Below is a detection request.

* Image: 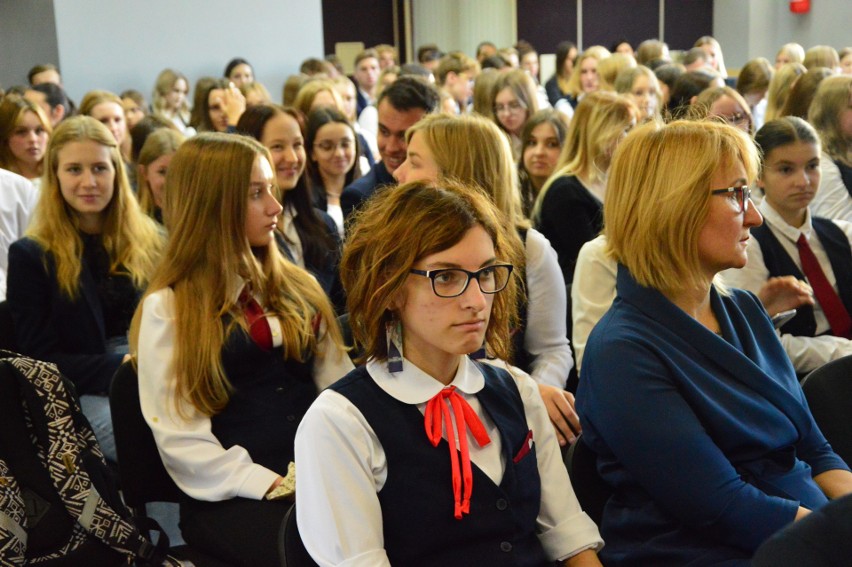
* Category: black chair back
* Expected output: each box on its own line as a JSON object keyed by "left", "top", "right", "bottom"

{"left": 279, "top": 503, "right": 318, "bottom": 567}
{"left": 0, "top": 300, "right": 17, "bottom": 351}
{"left": 563, "top": 434, "right": 612, "bottom": 526}
{"left": 108, "top": 361, "right": 231, "bottom": 567}
{"left": 801, "top": 355, "right": 852, "bottom": 466}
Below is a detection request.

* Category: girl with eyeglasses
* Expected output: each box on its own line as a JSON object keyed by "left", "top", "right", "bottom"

{"left": 491, "top": 69, "right": 540, "bottom": 160}
{"left": 723, "top": 116, "right": 852, "bottom": 373}
{"left": 577, "top": 119, "right": 852, "bottom": 565}
{"left": 295, "top": 179, "right": 604, "bottom": 567}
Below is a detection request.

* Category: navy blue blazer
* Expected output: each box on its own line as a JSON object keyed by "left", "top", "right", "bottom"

{"left": 6, "top": 238, "right": 130, "bottom": 395}
{"left": 577, "top": 265, "right": 849, "bottom": 566}
{"left": 340, "top": 161, "right": 395, "bottom": 222}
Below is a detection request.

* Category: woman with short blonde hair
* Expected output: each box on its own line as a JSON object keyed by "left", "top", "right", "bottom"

{"left": 578, "top": 119, "right": 852, "bottom": 564}
{"left": 564, "top": 46, "right": 611, "bottom": 102}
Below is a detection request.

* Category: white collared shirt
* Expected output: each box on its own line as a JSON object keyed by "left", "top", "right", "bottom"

{"left": 294, "top": 356, "right": 603, "bottom": 567}
{"left": 721, "top": 200, "right": 852, "bottom": 372}
{"left": 137, "top": 286, "right": 353, "bottom": 502}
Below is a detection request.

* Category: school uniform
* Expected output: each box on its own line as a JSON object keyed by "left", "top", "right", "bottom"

{"left": 295, "top": 357, "right": 603, "bottom": 566}
{"left": 137, "top": 286, "right": 353, "bottom": 566}
{"left": 722, "top": 200, "right": 852, "bottom": 372}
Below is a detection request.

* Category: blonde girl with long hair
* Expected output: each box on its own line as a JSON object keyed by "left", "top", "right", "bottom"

{"left": 7, "top": 116, "right": 164, "bottom": 461}
{"left": 808, "top": 76, "right": 852, "bottom": 222}
{"left": 394, "top": 112, "right": 580, "bottom": 447}
{"left": 563, "top": 46, "right": 611, "bottom": 106}
{"left": 136, "top": 128, "right": 184, "bottom": 223}
{"left": 131, "top": 132, "right": 351, "bottom": 566}
{"left": 533, "top": 91, "right": 637, "bottom": 283}
{"left": 151, "top": 68, "right": 195, "bottom": 136}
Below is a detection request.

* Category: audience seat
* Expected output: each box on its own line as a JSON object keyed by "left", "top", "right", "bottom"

{"left": 563, "top": 433, "right": 612, "bottom": 526}
{"left": 280, "top": 503, "right": 318, "bottom": 567}
{"left": 801, "top": 355, "right": 852, "bottom": 466}
{"left": 0, "top": 300, "right": 17, "bottom": 351}
{"left": 108, "top": 361, "right": 233, "bottom": 567}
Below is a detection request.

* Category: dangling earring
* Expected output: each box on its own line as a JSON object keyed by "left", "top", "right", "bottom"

{"left": 470, "top": 342, "right": 486, "bottom": 360}
{"left": 386, "top": 319, "right": 404, "bottom": 373}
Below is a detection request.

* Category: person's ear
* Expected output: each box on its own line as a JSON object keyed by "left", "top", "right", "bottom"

{"left": 52, "top": 104, "right": 66, "bottom": 125}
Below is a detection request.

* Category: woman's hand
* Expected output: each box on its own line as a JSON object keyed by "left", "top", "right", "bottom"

{"left": 537, "top": 383, "right": 580, "bottom": 446}
{"left": 757, "top": 276, "right": 813, "bottom": 316}
{"left": 224, "top": 82, "right": 246, "bottom": 127}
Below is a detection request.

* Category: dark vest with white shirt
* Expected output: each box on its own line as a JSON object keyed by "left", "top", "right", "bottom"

{"left": 751, "top": 217, "right": 852, "bottom": 337}
{"left": 329, "top": 363, "right": 549, "bottom": 567}
{"left": 210, "top": 322, "right": 316, "bottom": 475}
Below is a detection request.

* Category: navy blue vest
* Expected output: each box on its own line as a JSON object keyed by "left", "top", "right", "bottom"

{"left": 210, "top": 323, "right": 316, "bottom": 475}
{"left": 751, "top": 217, "right": 852, "bottom": 337}
{"left": 835, "top": 159, "right": 852, "bottom": 199}
{"left": 330, "top": 363, "right": 551, "bottom": 567}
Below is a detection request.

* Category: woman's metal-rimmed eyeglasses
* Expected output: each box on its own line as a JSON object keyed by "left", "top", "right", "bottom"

{"left": 409, "top": 264, "right": 514, "bottom": 298}
{"left": 711, "top": 185, "right": 751, "bottom": 213}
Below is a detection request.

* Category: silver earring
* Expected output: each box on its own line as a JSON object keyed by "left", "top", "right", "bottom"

{"left": 386, "top": 319, "right": 404, "bottom": 373}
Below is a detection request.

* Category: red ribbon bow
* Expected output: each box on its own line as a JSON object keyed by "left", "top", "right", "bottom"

{"left": 424, "top": 386, "right": 491, "bottom": 520}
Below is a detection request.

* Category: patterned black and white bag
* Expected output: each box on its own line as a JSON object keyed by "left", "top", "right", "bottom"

{"left": 0, "top": 350, "right": 183, "bottom": 566}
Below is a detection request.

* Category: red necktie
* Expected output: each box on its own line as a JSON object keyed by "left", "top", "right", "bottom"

{"left": 238, "top": 287, "right": 273, "bottom": 350}
{"left": 424, "top": 386, "right": 491, "bottom": 520}
{"left": 797, "top": 234, "right": 852, "bottom": 338}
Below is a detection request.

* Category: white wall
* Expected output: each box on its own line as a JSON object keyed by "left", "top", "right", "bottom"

{"left": 412, "top": 0, "right": 516, "bottom": 58}
{"left": 715, "top": 0, "right": 852, "bottom": 70}
{"left": 51, "top": 0, "right": 323, "bottom": 102}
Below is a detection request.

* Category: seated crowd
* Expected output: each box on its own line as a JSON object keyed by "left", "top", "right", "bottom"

{"left": 1, "top": 35, "right": 852, "bottom": 566}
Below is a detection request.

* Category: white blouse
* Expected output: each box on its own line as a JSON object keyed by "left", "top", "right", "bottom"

{"left": 294, "top": 356, "right": 603, "bottom": 566}
{"left": 137, "top": 287, "right": 353, "bottom": 502}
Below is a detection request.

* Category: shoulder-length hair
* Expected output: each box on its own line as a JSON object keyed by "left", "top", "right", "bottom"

{"left": 26, "top": 116, "right": 164, "bottom": 298}
{"left": 764, "top": 62, "right": 806, "bottom": 122}
{"left": 534, "top": 91, "right": 636, "bottom": 219}
{"left": 604, "top": 120, "right": 759, "bottom": 297}
{"left": 809, "top": 75, "right": 852, "bottom": 166}
{"left": 692, "top": 86, "right": 755, "bottom": 135}
{"left": 137, "top": 128, "right": 185, "bottom": 218}
{"left": 803, "top": 45, "right": 839, "bottom": 71}
{"left": 406, "top": 113, "right": 528, "bottom": 228}
{"left": 236, "top": 104, "right": 337, "bottom": 267}
{"left": 614, "top": 65, "right": 663, "bottom": 120}
{"left": 341, "top": 179, "right": 523, "bottom": 365}
{"left": 151, "top": 69, "right": 191, "bottom": 121}
{"left": 565, "top": 46, "right": 611, "bottom": 98}
{"left": 293, "top": 79, "right": 344, "bottom": 118}
{"left": 517, "top": 109, "right": 569, "bottom": 215}
{"left": 129, "top": 133, "right": 341, "bottom": 417}
{"left": 491, "top": 69, "right": 540, "bottom": 133}
{"left": 0, "top": 95, "right": 52, "bottom": 174}
{"left": 190, "top": 78, "right": 230, "bottom": 133}
{"left": 304, "top": 106, "right": 361, "bottom": 201}
{"left": 781, "top": 67, "right": 834, "bottom": 120}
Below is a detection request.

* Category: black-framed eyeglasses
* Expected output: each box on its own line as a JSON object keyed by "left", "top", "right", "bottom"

{"left": 711, "top": 185, "right": 751, "bottom": 213}
{"left": 409, "top": 264, "right": 514, "bottom": 298}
